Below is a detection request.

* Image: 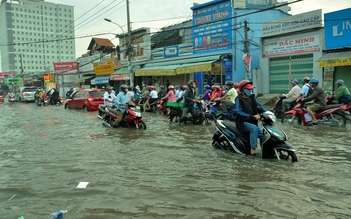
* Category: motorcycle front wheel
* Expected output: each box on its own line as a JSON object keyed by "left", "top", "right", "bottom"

{"left": 276, "top": 149, "right": 298, "bottom": 162}
{"left": 281, "top": 114, "right": 301, "bottom": 126}
{"left": 137, "top": 121, "right": 147, "bottom": 129}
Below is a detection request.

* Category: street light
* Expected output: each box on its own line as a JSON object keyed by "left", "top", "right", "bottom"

{"left": 104, "top": 18, "right": 133, "bottom": 86}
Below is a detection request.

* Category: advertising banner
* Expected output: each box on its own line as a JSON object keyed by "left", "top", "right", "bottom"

{"left": 119, "top": 28, "right": 152, "bottom": 65}
{"left": 233, "top": 0, "right": 272, "bottom": 9}
{"left": 78, "top": 54, "right": 100, "bottom": 73}
{"left": 163, "top": 45, "right": 179, "bottom": 59}
{"left": 262, "top": 9, "right": 322, "bottom": 37}
{"left": 262, "top": 32, "right": 321, "bottom": 57}
{"left": 324, "top": 8, "right": 351, "bottom": 50}
{"left": 192, "top": 0, "right": 233, "bottom": 54}
{"left": 53, "top": 62, "right": 77, "bottom": 71}
{"left": 0, "top": 72, "right": 15, "bottom": 77}
{"left": 244, "top": 54, "right": 251, "bottom": 79}
{"left": 94, "top": 59, "right": 114, "bottom": 76}
{"left": 110, "top": 74, "right": 131, "bottom": 81}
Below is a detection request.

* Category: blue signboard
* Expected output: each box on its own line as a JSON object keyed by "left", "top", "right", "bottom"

{"left": 324, "top": 8, "right": 351, "bottom": 50}
{"left": 163, "top": 45, "right": 179, "bottom": 58}
{"left": 192, "top": 0, "right": 233, "bottom": 54}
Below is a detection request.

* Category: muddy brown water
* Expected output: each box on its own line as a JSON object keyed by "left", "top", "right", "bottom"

{"left": 0, "top": 103, "right": 350, "bottom": 219}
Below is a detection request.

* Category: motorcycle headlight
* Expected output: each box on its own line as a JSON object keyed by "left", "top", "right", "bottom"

{"left": 135, "top": 112, "right": 141, "bottom": 117}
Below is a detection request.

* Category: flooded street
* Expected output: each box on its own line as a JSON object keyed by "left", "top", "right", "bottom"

{"left": 1, "top": 102, "right": 351, "bottom": 219}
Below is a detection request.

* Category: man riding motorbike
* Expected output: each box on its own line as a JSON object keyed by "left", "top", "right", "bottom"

{"left": 301, "top": 78, "right": 325, "bottom": 125}
{"left": 281, "top": 79, "right": 301, "bottom": 112}
{"left": 330, "top": 79, "right": 351, "bottom": 104}
{"left": 113, "top": 84, "right": 130, "bottom": 127}
{"left": 235, "top": 80, "right": 266, "bottom": 155}
{"left": 217, "top": 81, "right": 237, "bottom": 114}
{"left": 178, "top": 80, "right": 197, "bottom": 125}
{"left": 103, "top": 86, "right": 116, "bottom": 107}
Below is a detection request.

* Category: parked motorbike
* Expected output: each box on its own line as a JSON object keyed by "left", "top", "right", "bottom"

{"left": 102, "top": 102, "right": 146, "bottom": 129}
{"left": 281, "top": 98, "right": 346, "bottom": 127}
{"left": 212, "top": 110, "right": 297, "bottom": 162}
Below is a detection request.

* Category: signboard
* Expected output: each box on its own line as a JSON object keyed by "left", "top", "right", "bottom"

{"left": 163, "top": 45, "right": 179, "bottom": 58}
{"left": 262, "top": 9, "right": 322, "bottom": 37}
{"left": 53, "top": 62, "right": 77, "bottom": 71}
{"left": 119, "top": 28, "right": 152, "bottom": 65}
{"left": 324, "top": 8, "right": 351, "bottom": 50}
{"left": 110, "top": 74, "right": 131, "bottom": 81}
{"left": 78, "top": 54, "right": 100, "bottom": 73}
{"left": 43, "top": 74, "right": 55, "bottom": 86}
{"left": 93, "top": 59, "right": 114, "bottom": 76}
{"left": 233, "top": 0, "right": 272, "bottom": 9}
{"left": 6, "top": 77, "right": 22, "bottom": 84}
{"left": 318, "top": 57, "right": 351, "bottom": 68}
{"left": 262, "top": 32, "right": 321, "bottom": 57}
{"left": 0, "top": 72, "right": 15, "bottom": 77}
{"left": 192, "top": 0, "right": 233, "bottom": 54}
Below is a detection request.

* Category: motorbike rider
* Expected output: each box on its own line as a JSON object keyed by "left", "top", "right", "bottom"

{"left": 330, "top": 79, "right": 351, "bottom": 104}
{"left": 235, "top": 80, "right": 266, "bottom": 155}
{"left": 302, "top": 78, "right": 325, "bottom": 125}
{"left": 209, "top": 85, "right": 221, "bottom": 101}
{"left": 178, "top": 80, "right": 197, "bottom": 125}
{"left": 103, "top": 86, "right": 116, "bottom": 107}
{"left": 158, "top": 85, "right": 167, "bottom": 99}
{"left": 217, "top": 81, "right": 237, "bottom": 114}
{"left": 281, "top": 79, "right": 301, "bottom": 112}
{"left": 114, "top": 84, "right": 130, "bottom": 127}
{"left": 126, "top": 85, "right": 135, "bottom": 102}
{"left": 146, "top": 85, "right": 158, "bottom": 110}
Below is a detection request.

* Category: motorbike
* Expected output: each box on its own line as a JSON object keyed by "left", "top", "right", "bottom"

{"left": 101, "top": 101, "right": 146, "bottom": 129}
{"left": 56, "top": 96, "right": 64, "bottom": 105}
{"left": 271, "top": 93, "right": 287, "bottom": 119}
{"left": 205, "top": 100, "right": 236, "bottom": 122}
{"left": 138, "top": 97, "right": 158, "bottom": 113}
{"left": 181, "top": 101, "right": 208, "bottom": 125}
{"left": 155, "top": 99, "right": 168, "bottom": 116}
{"left": 281, "top": 98, "right": 347, "bottom": 127}
{"left": 212, "top": 110, "right": 298, "bottom": 162}
{"left": 8, "top": 93, "right": 16, "bottom": 103}
{"left": 326, "top": 95, "right": 351, "bottom": 120}
{"left": 43, "top": 97, "right": 50, "bottom": 106}
{"left": 0, "top": 95, "right": 4, "bottom": 103}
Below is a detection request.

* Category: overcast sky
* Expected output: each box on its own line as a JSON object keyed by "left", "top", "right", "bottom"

{"left": 47, "top": 0, "right": 350, "bottom": 57}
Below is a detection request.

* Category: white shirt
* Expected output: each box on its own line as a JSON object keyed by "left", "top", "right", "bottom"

{"left": 103, "top": 91, "right": 116, "bottom": 107}
{"left": 300, "top": 84, "right": 310, "bottom": 98}
{"left": 150, "top": 90, "right": 158, "bottom": 98}
{"left": 286, "top": 85, "right": 301, "bottom": 99}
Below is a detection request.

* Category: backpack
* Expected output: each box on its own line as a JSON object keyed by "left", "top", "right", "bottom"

{"left": 306, "top": 84, "right": 313, "bottom": 97}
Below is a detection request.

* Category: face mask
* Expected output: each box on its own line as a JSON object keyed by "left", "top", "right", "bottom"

{"left": 243, "top": 88, "right": 253, "bottom": 96}
{"left": 193, "top": 85, "right": 196, "bottom": 89}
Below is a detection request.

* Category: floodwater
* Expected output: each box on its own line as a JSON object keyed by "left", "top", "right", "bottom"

{"left": 0, "top": 102, "right": 350, "bottom": 219}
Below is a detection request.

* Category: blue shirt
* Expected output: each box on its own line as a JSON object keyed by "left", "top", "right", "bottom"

{"left": 115, "top": 91, "right": 130, "bottom": 113}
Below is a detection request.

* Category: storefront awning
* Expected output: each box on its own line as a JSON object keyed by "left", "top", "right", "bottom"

{"left": 318, "top": 51, "right": 351, "bottom": 68}
{"left": 111, "top": 66, "right": 140, "bottom": 75}
{"left": 91, "top": 76, "right": 110, "bottom": 85}
{"left": 135, "top": 65, "right": 180, "bottom": 76}
{"left": 176, "top": 60, "right": 216, "bottom": 75}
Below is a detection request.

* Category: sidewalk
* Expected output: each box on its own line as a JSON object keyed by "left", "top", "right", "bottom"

{"left": 256, "top": 93, "right": 279, "bottom": 106}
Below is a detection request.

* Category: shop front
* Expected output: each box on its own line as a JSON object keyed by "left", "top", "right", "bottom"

{"left": 317, "top": 8, "right": 351, "bottom": 92}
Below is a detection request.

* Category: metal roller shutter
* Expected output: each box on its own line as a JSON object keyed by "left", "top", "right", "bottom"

{"left": 269, "top": 54, "right": 313, "bottom": 93}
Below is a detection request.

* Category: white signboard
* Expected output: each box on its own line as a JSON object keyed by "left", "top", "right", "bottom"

{"left": 262, "top": 9, "right": 322, "bottom": 37}
{"left": 262, "top": 32, "right": 321, "bottom": 57}
{"left": 78, "top": 54, "right": 100, "bottom": 73}
{"left": 119, "top": 28, "right": 151, "bottom": 65}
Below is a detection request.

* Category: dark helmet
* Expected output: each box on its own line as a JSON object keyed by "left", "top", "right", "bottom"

{"left": 309, "top": 78, "right": 319, "bottom": 85}
{"left": 120, "top": 84, "right": 128, "bottom": 91}
{"left": 128, "top": 85, "right": 133, "bottom": 90}
{"left": 226, "top": 81, "right": 234, "bottom": 86}
{"left": 238, "top": 79, "right": 255, "bottom": 91}
{"left": 187, "top": 80, "right": 195, "bottom": 87}
{"left": 160, "top": 85, "right": 164, "bottom": 89}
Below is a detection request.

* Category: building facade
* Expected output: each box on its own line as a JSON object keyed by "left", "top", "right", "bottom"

{"left": 0, "top": 0, "right": 76, "bottom": 79}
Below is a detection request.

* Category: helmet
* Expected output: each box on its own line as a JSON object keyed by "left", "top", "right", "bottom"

{"left": 226, "top": 81, "right": 234, "bottom": 86}
{"left": 175, "top": 85, "right": 180, "bottom": 89}
{"left": 215, "top": 85, "right": 221, "bottom": 89}
{"left": 204, "top": 85, "right": 210, "bottom": 89}
{"left": 309, "top": 78, "right": 319, "bottom": 85}
{"left": 160, "top": 85, "right": 165, "bottom": 89}
{"left": 292, "top": 79, "right": 299, "bottom": 85}
{"left": 128, "top": 85, "right": 133, "bottom": 90}
{"left": 238, "top": 79, "right": 255, "bottom": 91}
{"left": 234, "top": 82, "right": 239, "bottom": 89}
{"left": 303, "top": 77, "right": 310, "bottom": 83}
{"left": 150, "top": 85, "right": 156, "bottom": 90}
{"left": 106, "top": 86, "right": 113, "bottom": 90}
{"left": 182, "top": 85, "right": 188, "bottom": 90}
{"left": 336, "top": 79, "right": 344, "bottom": 85}
{"left": 168, "top": 85, "right": 174, "bottom": 89}
{"left": 211, "top": 85, "right": 216, "bottom": 90}
{"left": 120, "top": 84, "right": 128, "bottom": 91}
{"left": 187, "top": 80, "right": 195, "bottom": 86}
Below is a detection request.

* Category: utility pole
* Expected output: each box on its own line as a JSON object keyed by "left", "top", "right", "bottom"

{"left": 20, "top": 53, "right": 24, "bottom": 79}
{"left": 244, "top": 20, "right": 250, "bottom": 79}
{"left": 126, "top": 0, "right": 134, "bottom": 87}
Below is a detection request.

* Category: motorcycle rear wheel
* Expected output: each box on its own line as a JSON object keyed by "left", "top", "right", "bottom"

{"left": 327, "top": 113, "right": 346, "bottom": 127}
{"left": 281, "top": 114, "right": 301, "bottom": 126}
{"left": 276, "top": 149, "right": 298, "bottom": 162}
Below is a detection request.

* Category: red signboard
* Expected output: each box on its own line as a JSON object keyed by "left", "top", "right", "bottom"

{"left": 110, "top": 74, "right": 130, "bottom": 81}
{"left": 53, "top": 62, "right": 77, "bottom": 71}
{"left": 0, "top": 72, "right": 15, "bottom": 77}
